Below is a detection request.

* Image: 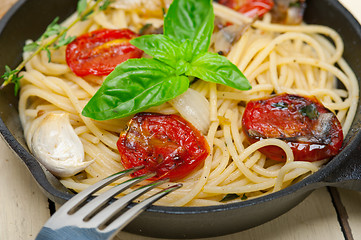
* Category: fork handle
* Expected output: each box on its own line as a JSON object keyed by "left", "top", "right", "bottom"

{"left": 36, "top": 226, "right": 111, "bottom": 240}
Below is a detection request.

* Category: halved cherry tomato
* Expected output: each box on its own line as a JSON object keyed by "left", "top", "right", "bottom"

{"left": 117, "top": 113, "right": 210, "bottom": 181}
{"left": 66, "top": 29, "right": 143, "bottom": 77}
{"left": 218, "top": 0, "right": 274, "bottom": 18}
{"left": 242, "top": 94, "right": 343, "bottom": 162}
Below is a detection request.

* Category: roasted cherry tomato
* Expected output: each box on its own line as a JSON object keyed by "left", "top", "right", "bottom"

{"left": 242, "top": 94, "right": 343, "bottom": 162}
{"left": 66, "top": 29, "right": 143, "bottom": 77}
{"left": 117, "top": 113, "right": 210, "bottom": 181}
{"left": 218, "top": 0, "right": 274, "bottom": 18}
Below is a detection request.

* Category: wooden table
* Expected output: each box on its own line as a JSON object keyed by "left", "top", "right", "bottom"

{"left": 1, "top": 0, "right": 361, "bottom": 239}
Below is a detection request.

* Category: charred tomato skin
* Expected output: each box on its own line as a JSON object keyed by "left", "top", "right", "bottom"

{"left": 117, "top": 113, "right": 210, "bottom": 181}
{"left": 66, "top": 28, "right": 143, "bottom": 77}
{"left": 242, "top": 94, "right": 343, "bottom": 162}
{"left": 218, "top": 0, "right": 274, "bottom": 18}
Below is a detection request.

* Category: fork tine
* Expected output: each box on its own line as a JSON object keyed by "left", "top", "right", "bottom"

{"left": 63, "top": 166, "right": 144, "bottom": 214}
{"left": 74, "top": 173, "right": 155, "bottom": 220}
{"left": 89, "top": 178, "right": 174, "bottom": 230}
{"left": 100, "top": 183, "right": 183, "bottom": 238}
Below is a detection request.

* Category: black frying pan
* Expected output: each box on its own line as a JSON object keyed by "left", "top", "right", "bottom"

{"left": 1, "top": 0, "right": 361, "bottom": 238}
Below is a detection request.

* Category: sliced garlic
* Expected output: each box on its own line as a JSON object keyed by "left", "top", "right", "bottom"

{"left": 31, "top": 112, "right": 92, "bottom": 177}
{"left": 169, "top": 88, "right": 210, "bottom": 134}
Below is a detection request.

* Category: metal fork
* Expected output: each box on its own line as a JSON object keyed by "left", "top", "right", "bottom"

{"left": 35, "top": 167, "right": 182, "bottom": 240}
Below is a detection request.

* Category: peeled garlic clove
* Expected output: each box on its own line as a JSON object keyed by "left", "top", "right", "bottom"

{"left": 169, "top": 88, "right": 210, "bottom": 134}
{"left": 31, "top": 113, "right": 92, "bottom": 177}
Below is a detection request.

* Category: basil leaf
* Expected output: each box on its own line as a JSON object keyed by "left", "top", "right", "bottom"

{"left": 82, "top": 58, "right": 190, "bottom": 120}
{"left": 164, "top": 0, "right": 214, "bottom": 58}
{"left": 187, "top": 52, "right": 251, "bottom": 90}
{"left": 130, "top": 35, "right": 180, "bottom": 68}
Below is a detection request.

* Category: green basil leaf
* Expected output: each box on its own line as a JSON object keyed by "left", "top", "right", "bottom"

{"left": 187, "top": 52, "right": 251, "bottom": 90}
{"left": 82, "top": 58, "right": 190, "bottom": 120}
{"left": 130, "top": 35, "right": 180, "bottom": 68}
{"left": 164, "top": 0, "right": 214, "bottom": 58}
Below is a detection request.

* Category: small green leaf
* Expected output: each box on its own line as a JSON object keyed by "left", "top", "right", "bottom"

{"left": 1, "top": 65, "right": 23, "bottom": 95}
{"left": 2, "top": 65, "right": 18, "bottom": 79}
{"left": 220, "top": 194, "right": 240, "bottom": 202}
{"left": 241, "top": 193, "right": 248, "bottom": 200}
{"left": 13, "top": 75, "right": 23, "bottom": 96}
{"left": 77, "top": 0, "right": 88, "bottom": 16}
{"left": 290, "top": 2, "right": 301, "bottom": 7}
{"left": 82, "top": 58, "right": 190, "bottom": 120}
{"left": 45, "top": 47, "right": 52, "bottom": 62}
{"left": 300, "top": 104, "right": 319, "bottom": 120}
{"left": 130, "top": 35, "right": 180, "bottom": 68}
{"left": 99, "top": 0, "right": 113, "bottom": 11}
{"left": 139, "top": 23, "right": 152, "bottom": 35}
{"left": 3, "top": 65, "right": 11, "bottom": 76}
{"left": 54, "top": 35, "right": 76, "bottom": 49}
{"left": 187, "top": 52, "right": 251, "bottom": 91}
{"left": 42, "top": 17, "right": 64, "bottom": 39}
{"left": 81, "top": 10, "right": 94, "bottom": 21}
{"left": 23, "top": 42, "right": 40, "bottom": 52}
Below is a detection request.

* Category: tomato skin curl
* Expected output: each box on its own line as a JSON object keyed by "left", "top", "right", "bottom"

{"left": 117, "top": 113, "right": 210, "bottom": 181}
{"left": 242, "top": 94, "right": 343, "bottom": 162}
{"left": 66, "top": 29, "right": 143, "bottom": 77}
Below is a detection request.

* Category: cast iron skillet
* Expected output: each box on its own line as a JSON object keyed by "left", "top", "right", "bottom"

{"left": 1, "top": 0, "right": 361, "bottom": 238}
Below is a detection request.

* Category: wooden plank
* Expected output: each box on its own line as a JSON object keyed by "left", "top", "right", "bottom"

{"left": 329, "top": 187, "right": 354, "bottom": 240}
{"left": 0, "top": 3, "right": 50, "bottom": 239}
{"left": 333, "top": 1, "right": 361, "bottom": 240}
{"left": 0, "top": 138, "right": 50, "bottom": 240}
{"left": 0, "top": 0, "right": 17, "bottom": 18}
{"left": 0, "top": 1, "right": 51, "bottom": 238}
{"left": 0, "top": 0, "right": 356, "bottom": 239}
{"left": 338, "top": 189, "right": 361, "bottom": 240}
{"left": 339, "top": 0, "right": 361, "bottom": 21}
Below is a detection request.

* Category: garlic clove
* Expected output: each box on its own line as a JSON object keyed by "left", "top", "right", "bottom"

{"left": 31, "top": 112, "right": 92, "bottom": 177}
{"left": 169, "top": 88, "right": 210, "bottom": 134}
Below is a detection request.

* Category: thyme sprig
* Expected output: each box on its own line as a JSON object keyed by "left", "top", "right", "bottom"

{"left": 0, "top": 0, "right": 112, "bottom": 95}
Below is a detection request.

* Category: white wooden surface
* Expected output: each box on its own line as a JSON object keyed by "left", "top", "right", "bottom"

{"left": 0, "top": 0, "right": 360, "bottom": 239}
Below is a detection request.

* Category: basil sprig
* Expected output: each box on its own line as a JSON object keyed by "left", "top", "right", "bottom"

{"left": 82, "top": 0, "right": 251, "bottom": 121}
{"left": 1, "top": 0, "right": 111, "bottom": 94}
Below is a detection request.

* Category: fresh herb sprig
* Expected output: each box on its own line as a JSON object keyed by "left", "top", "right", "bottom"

{"left": 82, "top": 0, "right": 251, "bottom": 121}
{"left": 0, "top": 0, "right": 112, "bottom": 95}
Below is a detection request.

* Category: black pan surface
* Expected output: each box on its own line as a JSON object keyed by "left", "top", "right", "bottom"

{"left": 1, "top": 0, "right": 361, "bottom": 238}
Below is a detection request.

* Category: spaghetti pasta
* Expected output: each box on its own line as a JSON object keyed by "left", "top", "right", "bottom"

{"left": 18, "top": 0, "right": 359, "bottom": 206}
